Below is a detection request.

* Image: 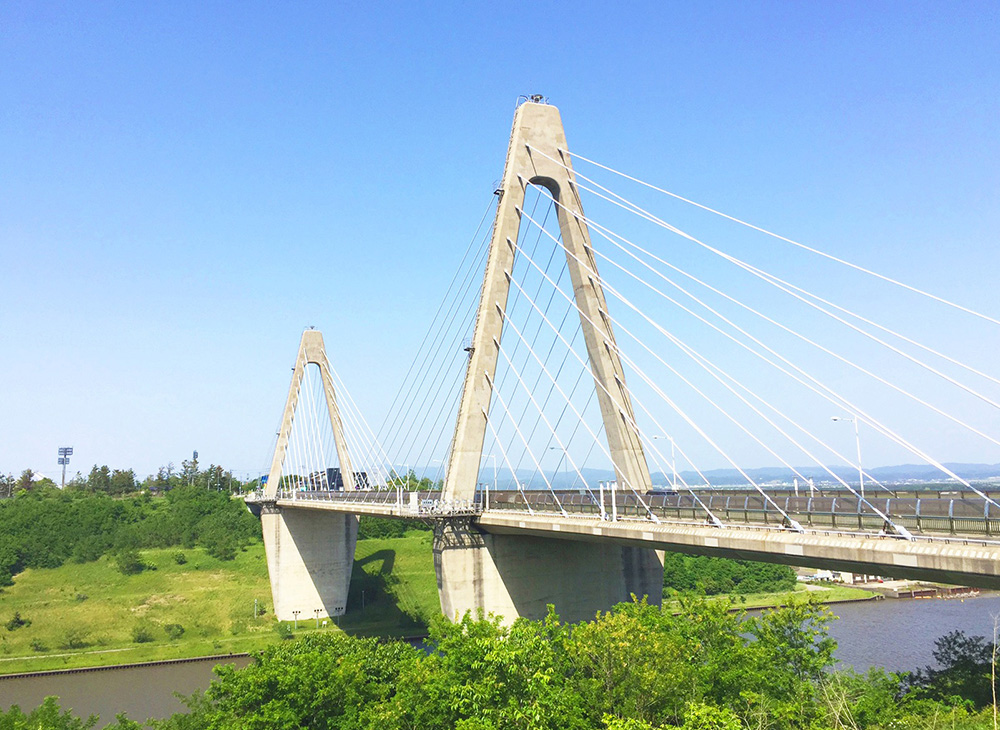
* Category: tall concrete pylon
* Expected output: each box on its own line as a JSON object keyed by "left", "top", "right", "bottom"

{"left": 437, "top": 100, "right": 663, "bottom": 623}
{"left": 260, "top": 329, "right": 358, "bottom": 621}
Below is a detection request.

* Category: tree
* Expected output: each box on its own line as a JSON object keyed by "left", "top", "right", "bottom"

{"left": 180, "top": 457, "right": 199, "bottom": 486}
{"left": 86, "top": 465, "right": 112, "bottom": 493}
{"left": 0, "top": 473, "right": 14, "bottom": 499}
{"left": 906, "top": 630, "right": 997, "bottom": 709}
{"left": 109, "top": 469, "right": 136, "bottom": 496}
{"left": 16, "top": 469, "right": 34, "bottom": 492}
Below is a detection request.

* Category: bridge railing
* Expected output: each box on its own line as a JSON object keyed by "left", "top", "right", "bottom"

{"left": 254, "top": 488, "right": 482, "bottom": 517}
{"left": 479, "top": 490, "right": 1000, "bottom": 537}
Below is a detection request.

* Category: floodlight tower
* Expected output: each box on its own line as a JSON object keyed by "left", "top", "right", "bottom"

{"left": 57, "top": 446, "right": 73, "bottom": 488}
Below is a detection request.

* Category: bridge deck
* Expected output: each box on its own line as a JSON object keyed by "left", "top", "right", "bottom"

{"left": 256, "top": 490, "right": 1000, "bottom": 588}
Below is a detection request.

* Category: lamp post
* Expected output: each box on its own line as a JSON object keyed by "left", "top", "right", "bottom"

{"left": 651, "top": 435, "right": 677, "bottom": 489}
{"left": 292, "top": 610, "right": 301, "bottom": 629}
{"left": 549, "top": 446, "right": 569, "bottom": 489}
{"left": 484, "top": 454, "right": 497, "bottom": 510}
{"left": 832, "top": 416, "right": 864, "bottom": 499}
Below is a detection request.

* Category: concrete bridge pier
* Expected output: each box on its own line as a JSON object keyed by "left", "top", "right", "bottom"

{"left": 261, "top": 504, "right": 358, "bottom": 621}
{"left": 434, "top": 521, "right": 663, "bottom": 623}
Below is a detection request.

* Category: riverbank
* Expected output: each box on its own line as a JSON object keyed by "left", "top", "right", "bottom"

{"left": 0, "top": 529, "right": 879, "bottom": 675}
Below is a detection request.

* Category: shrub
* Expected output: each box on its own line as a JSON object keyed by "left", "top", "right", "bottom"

{"left": 29, "top": 639, "right": 48, "bottom": 653}
{"left": 74, "top": 593, "right": 88, "bottom": 602}
{"left": 172, "top": 551, "right": 187, "bottom": 565}
{"left": 164, "top": 623, "right": 185, "bottom": 640}
{"left": 115, "top": 549, "right": 145, "bottom": 575}
{"left": 60, "top": 628, "right": 89, "bottom": 650}
{"left": 274, "top": 622, "right": 293, "bottom": 640}
{"left": 131, "top": 624, "right": 155, "bottom": 643}
{"left": 5, "top": 612, "right": 30, "bottom": 631}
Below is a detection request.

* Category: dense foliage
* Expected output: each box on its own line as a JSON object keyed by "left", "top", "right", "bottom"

{"left": 661, "top": 552, "right": 798, "bottom": 596}
{"left": 0, "top": 486, "right": 260, "bottom": 585}
{"left": 357, "top": 516, "right": 430, "bottom": 539}
{"left": 5, "top": 599, "right": 996, "bottom": 729}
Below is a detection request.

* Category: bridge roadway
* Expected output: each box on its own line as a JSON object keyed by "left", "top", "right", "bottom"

{"left": 257, "top": 489, "right": 1000, "bottom": 589}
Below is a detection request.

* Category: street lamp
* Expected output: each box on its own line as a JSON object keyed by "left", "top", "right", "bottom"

{"left": 832, "top": 416, "right": 864, "bottom": 498}
{"left": 549, "top": 446, "right": 569, "bottom": 489}
{"left": 292, "top": 610, "right": 301, "bottom": 629}
{"left": 651, "top": 436, "right": 677, "bottom": 489}
{"left": 484, "top": 454, "right": 497, "bottom": 510}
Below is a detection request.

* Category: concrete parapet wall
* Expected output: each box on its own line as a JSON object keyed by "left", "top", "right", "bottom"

{"left": 434, "top": 521, "right": 663, "bottom": 624}
{"left": 478, "top": 513, "right": 1000, "bottom": 590}
{"left": 261, "top": 506, "right": 359, "bottom": 621}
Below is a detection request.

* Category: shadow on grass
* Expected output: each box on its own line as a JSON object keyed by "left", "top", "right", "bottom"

{"left": 341, "top": 550, "right": 426, "bottom": 636}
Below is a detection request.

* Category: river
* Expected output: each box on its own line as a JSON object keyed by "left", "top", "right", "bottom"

{"left": 2, "top": 595, "right": 999, "bottom": 723}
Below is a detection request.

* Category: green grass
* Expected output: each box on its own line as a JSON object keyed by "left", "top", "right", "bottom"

{"left": 664, "top": 582, "right": 877, "bottom": 612}
{"left": 0, "top": 544, "right": 276, "bottom": 674}
{"left": 0, "top": 530, "right": 873, "bottom": 674}
{"left": 340, "top": 529, "right": 439, "bottom": 636}
{"left": 0, "top": 532, "right": 440, "bottom": 674}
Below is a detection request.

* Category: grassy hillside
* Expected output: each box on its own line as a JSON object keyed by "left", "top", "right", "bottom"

{"left": 0, "top": 530, "right": 439, "bottom": 674}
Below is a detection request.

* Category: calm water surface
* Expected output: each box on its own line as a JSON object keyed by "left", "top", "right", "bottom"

{"left": 825, "top": 593, "right": 1000, "bottom": 672}
{"left": 0, "top": 656, "right": 251, "bottom": 723}
{"left": 3, "top": 595, "right": 999, "bottom": 723}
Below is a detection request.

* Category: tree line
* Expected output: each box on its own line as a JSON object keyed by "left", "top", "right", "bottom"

{"left": 0, "top": 455, "right": 254, "bottom": 499}
{"left": 0, "top": 483, "right": 261, "bottom": 586}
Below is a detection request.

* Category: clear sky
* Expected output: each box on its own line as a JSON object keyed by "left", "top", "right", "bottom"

{"left": 2, "top": 1, "right": 998, "bottom": 479}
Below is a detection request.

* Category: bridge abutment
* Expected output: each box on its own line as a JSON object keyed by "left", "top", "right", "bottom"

{"left": 434, "top": 520, "right": 663, "bottom": 623}
{"left": 261, "top": 504, "right": 359, "bottom": 621}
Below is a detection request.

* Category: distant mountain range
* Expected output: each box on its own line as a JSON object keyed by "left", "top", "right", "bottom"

{"left": 416, "top": 463, "right": 1000, "bottom": 489}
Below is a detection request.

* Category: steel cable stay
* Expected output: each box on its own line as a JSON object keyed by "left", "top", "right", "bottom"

{"left": 494, "top": 239, "right": 595, "bottom": 494}
{"left": 493, "top": 330, "right": 594, "bottom": 516}
{"left": 384, "top": 188, "right": 546, "bottom": 474}
{"left": 503, "top": 270, "right": 719, "bottom": 526}
{"left": 555, "top": 209, "right": 907, "bottom": 500}
{"left": 520, "top": 154, "right": 1000, "bottom": 419}
{"left": 376, "top": 194, "right": 497, "bottom": 444}
{"left": 379, "top": 210, "right": 494, "bottom": 468}
{"left": 493, "top": 211, "right": 678, "bottom": 508}
{"left": 583, "top": 234, "right": 900, "bottom": 496}
{"left": 482, "top": 402, "right": 534, "bottom": 515}
{"left": 511, "top": 209, "right": 803, "bottom": 531}
{"left": 538, "top": 214, "right": 902, "bottom": 500}
{"left": 382, "top": 264, "right": 487, "bottom": 477}
{"left": 495, "top": 292, "right": 648, "bottom": 515}
{"left": 566, "top": 176, "right": 1000, "bottom": 415}
{"left": 528, "top": 184, "right": 1000, "bottom": 510}
{"left": 483, "top": 356, "right": 569, "bottom": 517}
{"left": 541, "top": 145, "right": 1000, "bottom": 329}
{"left": 505, "top": 262, "right": 716, "bottom": 526}
{"left": 486, "top": 190, "right": 558, "bottom": 425}
{"left": 381, "top": 239, "right": 491, "bottom": 474}
{"left": 520, "top": 213, "right": 914, "bottom": 537}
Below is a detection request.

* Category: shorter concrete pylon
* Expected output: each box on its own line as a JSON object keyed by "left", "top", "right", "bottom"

{"left": 260, "top": 329, "right": 359, "bottom": 621}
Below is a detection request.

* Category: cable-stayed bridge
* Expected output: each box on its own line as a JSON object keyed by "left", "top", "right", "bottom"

{"left": 247, "top": 99, "right": 1000, "bottom": 623}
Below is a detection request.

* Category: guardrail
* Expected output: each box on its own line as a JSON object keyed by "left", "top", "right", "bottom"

{"left": 245, "top": 488, "right": 1000, "bottom": 539}
{"left": 249, "top": 489, "right": 481, "bottom": 517}
{"left": 481, "top": 490, "right": 1000, "bottom": 538}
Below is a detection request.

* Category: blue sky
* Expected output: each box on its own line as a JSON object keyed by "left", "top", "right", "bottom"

{"left": 2, "top": 1, "right": 998, "bottom": 479}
